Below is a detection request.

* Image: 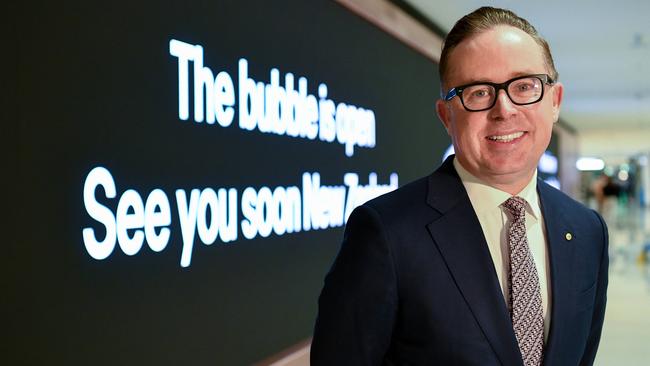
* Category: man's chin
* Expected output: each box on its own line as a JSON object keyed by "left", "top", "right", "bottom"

{"left": 479, "top": 162, "right": 537, "bottom": 182}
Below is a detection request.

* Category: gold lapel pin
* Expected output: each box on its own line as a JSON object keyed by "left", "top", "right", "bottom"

{"left": 565, "top": 232, "right": 573, "bottom": 241}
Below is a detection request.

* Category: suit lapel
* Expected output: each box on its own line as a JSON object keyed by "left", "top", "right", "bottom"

{"left": 537, "top": 182, "right": 577, "bottom": 365}
{"left": 426, "top": 157, "right": 523, "bottom": 366}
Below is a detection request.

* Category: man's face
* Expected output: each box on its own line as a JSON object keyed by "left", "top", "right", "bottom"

{"left": 436, "top": 25, "right": 563, "bottom": 191}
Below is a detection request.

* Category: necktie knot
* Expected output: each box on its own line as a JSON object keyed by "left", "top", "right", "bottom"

{"left": 503, "top": 196, "right": 527, "bottom": 218}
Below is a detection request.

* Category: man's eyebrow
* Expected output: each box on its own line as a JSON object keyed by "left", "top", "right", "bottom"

{"left": 510, "top": 70, "right": 539, "bottom": 78}
{"left": 459, "top": 78, "right": 494, "bottom": 85}
{"left": 449, "top": 77, "right": 494, "bottom": 87}
{"left": 456, "top": 71, "right": 541, "bottom": 86}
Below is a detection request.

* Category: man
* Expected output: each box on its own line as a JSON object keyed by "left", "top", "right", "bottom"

{"left": 311, "top": 6, "right": 608, "bottom": 366}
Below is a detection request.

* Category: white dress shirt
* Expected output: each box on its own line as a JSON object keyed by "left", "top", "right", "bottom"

{"left": 453, "top": 159, "right": 552, "bottom": 340}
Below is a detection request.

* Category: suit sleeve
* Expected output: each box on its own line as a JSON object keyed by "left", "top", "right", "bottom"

{"left": 580, "top": 210, "right": 609, "bottom": 366}
{"left": 310, "top": 204, "right": 398, "bottom": 366}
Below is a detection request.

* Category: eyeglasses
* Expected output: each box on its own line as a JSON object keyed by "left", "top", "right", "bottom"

{"left": 442, "top": 74, "right": 555, "bottom": 112}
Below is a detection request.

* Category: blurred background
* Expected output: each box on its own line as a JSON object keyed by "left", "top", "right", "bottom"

{"left": 6, "top": 0, "right": 649, "bottom": 365}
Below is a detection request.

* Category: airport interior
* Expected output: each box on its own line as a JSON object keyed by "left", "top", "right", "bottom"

{"left": 8, "top": 0, "right": 649, "bottom": 365}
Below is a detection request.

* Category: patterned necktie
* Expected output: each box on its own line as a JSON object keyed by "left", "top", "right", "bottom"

{"left": 503, "top": 196, "right": 544, "bottom": 366}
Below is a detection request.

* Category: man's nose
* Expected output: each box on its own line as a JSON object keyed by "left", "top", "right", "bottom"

{"left": 490, "top": 89, "right": 517, "bottom": 118}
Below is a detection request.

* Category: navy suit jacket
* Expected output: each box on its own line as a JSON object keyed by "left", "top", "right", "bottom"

{"left": 311, "top": 156, "right": 608, "bottom": 365}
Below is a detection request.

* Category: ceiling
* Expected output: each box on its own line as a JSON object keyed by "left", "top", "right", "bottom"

{"left": 404, "top": 0, "right": 650, "bottom": 139}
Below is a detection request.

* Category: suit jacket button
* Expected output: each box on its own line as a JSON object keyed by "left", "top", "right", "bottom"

{"left": 565, "top": 232, "right": 573, "bottom": 241}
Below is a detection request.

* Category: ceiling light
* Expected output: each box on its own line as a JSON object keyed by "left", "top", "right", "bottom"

{"left": 576, "top": 157, "right": 605, "bottom": 171}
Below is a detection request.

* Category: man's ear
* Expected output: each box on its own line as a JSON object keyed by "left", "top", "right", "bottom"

{"left": 436, "top": 99, "right": 452, "bottom": 135}
{"left": 551, "top": 81, "right": 564, "bottom": 123}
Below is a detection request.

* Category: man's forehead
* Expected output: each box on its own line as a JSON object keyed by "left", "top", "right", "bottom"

{"left": 444, "top": 25, "right": 547, "bottom": 86}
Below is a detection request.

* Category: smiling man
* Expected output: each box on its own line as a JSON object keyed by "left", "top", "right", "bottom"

{"left": 311, "top": 6, "right": 608, "bottom": 366}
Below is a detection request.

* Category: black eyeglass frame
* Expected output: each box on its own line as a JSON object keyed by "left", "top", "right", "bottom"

{"left": 442, "top": 74, "right": 556, "bottom": 112}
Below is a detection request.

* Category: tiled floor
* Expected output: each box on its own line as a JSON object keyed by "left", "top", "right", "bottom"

{"left": 594, "top": 203, "right": 650, "bottom": 365}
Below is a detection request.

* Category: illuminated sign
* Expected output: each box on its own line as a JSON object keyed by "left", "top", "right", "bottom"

{"left": 82, "top": 167, "right": 397, "bottom": 267}
{"left": 169, "top": 39, "right": 376, "bottom": 157}
{"left": 14, "top": 2, "right": 449, "bottom": 364}
{"left": 81, "top": 38, "right": 398, "bottom": 267}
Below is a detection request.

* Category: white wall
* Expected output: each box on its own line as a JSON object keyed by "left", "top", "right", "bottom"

{"left": 578, "top": 128, "right": 650, "bottom": 165}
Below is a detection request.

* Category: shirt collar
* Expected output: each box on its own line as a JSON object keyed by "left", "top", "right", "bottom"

{"left": 453, "top": 157, "right": 541, "bottom": 219}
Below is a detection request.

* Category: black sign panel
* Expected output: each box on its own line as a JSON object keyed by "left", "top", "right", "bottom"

{"left": 8, "top": 1, "right": 447, "bottom": 364}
